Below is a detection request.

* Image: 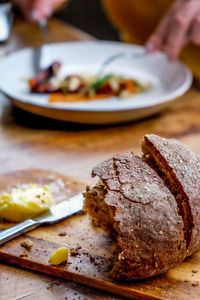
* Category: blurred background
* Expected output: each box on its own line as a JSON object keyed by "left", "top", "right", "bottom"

{"left": 55, "top": 0, "right": 119, "bottom": 40}
{"left": 0, "top": 0, "right": 199, "bottom": 84}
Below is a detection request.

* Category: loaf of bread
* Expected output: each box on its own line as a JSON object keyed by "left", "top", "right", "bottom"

{"left": 84, "top": 134, "right": 200, "bottom": 280}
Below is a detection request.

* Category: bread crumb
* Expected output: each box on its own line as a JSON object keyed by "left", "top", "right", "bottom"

{"left": 118, "top": 253, "right": 125, "bottom": 260}
{"left": 192, "top": 270, "right": 198, "bottom": 273}
{"left": 70, "top": 248, "right": 79, "bottom": 257}
{"left": 192, "top": 281, "right": 199, "bottom": 287}
{"left": 21, "top": 239, "right": 33, "bottom": 251}
{"left": 58, "top": 232, "right": 67, "bottom": 237}
{"left": 19, "top": 250, "right": 28, "bottom": 257}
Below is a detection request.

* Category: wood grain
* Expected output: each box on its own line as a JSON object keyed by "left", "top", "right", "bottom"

{"left": 1, "top": 169, "right": 200, "bottom": 300}
{"left": 1, "top": 89, "right": 200, "bottom": 183}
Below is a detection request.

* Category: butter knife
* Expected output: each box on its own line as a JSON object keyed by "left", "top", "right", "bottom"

{"left": 0, "top": 193, "right": 84, "bottom": 245}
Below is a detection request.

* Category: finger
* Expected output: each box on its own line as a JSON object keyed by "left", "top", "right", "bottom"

{"left": 168, "top": 37, "right": 189, "bottom": 61}
{"left": 30, "top": 0, "right": 65, "bottom": 21}
{"left": 163, "top": 0, "right": 199, "bottom": 59}
{"left": 13, "top": 0, "right": 35, "bottom": 19}
{"left": 146, "top": 0, "right": 185, "bottom": 53}
{"left": 190, "top": 15, "right": 200, "bottom": 45}
{"left": 52, "top": 0, "right": 66, "bottom": 10}
{"left": 146, "top": 16, "right": 171, "bottom": 53}
{"left": 30, "top": 0, "right": 54, "bottom": 21}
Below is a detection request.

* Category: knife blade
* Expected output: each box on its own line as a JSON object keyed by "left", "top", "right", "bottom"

{"left": 38, "top": 18, "right": 48, "bottom": 41}
{"left": 32, "top": 19, "right": 49, "bottom": 74}
{"left": 32, "top": 46, "right": 43, "bottom": 74}
{"left": 0, "top": 193, "right": 84, "bottom": 245}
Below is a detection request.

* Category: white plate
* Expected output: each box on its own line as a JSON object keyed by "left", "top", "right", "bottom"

{"left": 0, "top": 41, "right": 192, "bottom": 124}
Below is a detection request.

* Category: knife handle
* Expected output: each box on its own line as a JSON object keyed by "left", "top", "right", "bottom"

{"left": 0, "top": 219, "right": 39, "bottom": 246}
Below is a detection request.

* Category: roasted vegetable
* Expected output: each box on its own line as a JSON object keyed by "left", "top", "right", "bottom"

{"left": 28, "top": 61, "right": 151, "bottom": 102}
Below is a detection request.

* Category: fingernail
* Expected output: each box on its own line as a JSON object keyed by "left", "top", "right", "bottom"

{"left": 146, "top": 42, "right": 157, "bottom": 53}
{"left": 30, "top": 10, "right": 39, "bottom": 21}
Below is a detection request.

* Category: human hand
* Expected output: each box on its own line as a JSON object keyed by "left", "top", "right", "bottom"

{"left": 12, "top": 0, "right": 65, "bottom": 21}
{"left": 146, "top": 0, "right": 200, "bottom": 60}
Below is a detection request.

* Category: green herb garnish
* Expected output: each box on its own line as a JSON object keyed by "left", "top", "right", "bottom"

{"left": 90, "top": 74, "right": 113, "bottom": 91}
{"left": 59, "top": 80, "right": 68, "bottom": 94}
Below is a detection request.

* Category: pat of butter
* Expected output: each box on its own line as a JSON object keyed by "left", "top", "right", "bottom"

{"left": 49, "top": 247, "right": 69, "bottom": 265}
{"left": 0, "top": 184, "right": 53, "bottom": 222}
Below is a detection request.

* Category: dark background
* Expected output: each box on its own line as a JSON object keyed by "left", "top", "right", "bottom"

{"left": 55, "top": 0, "right": 119, "bottom": 40}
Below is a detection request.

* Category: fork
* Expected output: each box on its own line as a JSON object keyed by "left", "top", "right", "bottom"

{"left": 97, "top": 49, "right": 147, "bottom": 78}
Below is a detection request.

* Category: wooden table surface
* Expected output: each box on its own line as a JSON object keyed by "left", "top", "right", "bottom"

{"left": 1, "top": 16, "right": 200, "bottom": 300}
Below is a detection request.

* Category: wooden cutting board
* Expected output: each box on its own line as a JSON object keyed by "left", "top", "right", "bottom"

{"left": 1, "top": 169, "right": 200, "bottom": 300}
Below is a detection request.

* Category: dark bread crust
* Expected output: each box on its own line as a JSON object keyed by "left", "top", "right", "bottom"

{"left": 143, "top": 134, "right": 200, "bottom": 255}
{"left": 85, "top": 152, "right": 186, "bottom": 280}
